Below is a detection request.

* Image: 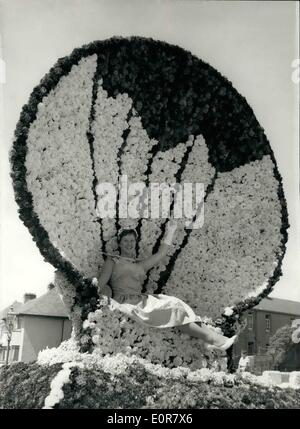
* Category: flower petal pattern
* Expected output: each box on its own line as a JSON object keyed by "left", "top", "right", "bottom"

{"left": 25, "top": 55, "right": 102, "bottom": 277}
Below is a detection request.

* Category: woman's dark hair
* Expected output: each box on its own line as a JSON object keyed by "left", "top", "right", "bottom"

{"left": 117, "top": 229, "right": 138, "bottom": 245}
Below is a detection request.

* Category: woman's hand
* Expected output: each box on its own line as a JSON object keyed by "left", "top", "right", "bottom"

{"left": 166, "top": 219, "right": 178, "bottom": 233}
{"left": 138, "top": 220, "right": 177, "bottom": 272}
{"left": 161, "top": 219, "right": 177, "bottom": 247}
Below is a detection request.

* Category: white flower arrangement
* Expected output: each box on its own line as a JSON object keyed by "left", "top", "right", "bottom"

{"left": 223, "top": 307, "right": 234, "bottom": 317}
{"left": 43, "top": 361, "right": 84, "bottom": 409}
{"left": 38, "top": 338, "right": 298, "bottom": 398}
{"left": 25, "top": 55, "right": 103, "bottom": 278}
{"left": 163, "top": 155, "right": 283, "bottom": 319}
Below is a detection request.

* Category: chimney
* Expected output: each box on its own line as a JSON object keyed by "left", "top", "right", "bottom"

{"left": 24, "top": 293, "right": 36, "bottom": 303}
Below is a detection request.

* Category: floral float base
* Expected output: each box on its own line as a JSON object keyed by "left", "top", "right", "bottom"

{"left": 0, "top": 346, "right": 299, "bottom": 409}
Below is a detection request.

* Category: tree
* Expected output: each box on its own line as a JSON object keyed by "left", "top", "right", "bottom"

{"left": 1, "top": 307, "right": 16, "bottom": 365}
{"left": 267, "top": 325, "right": 300, "bottom": 370}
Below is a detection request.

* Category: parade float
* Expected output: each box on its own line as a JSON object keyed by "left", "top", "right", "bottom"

{"left": 2, "top": 36, "right": 297, "bottom": 409}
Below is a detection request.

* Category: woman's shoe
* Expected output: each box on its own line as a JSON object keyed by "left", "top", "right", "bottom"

{"left": 206, "top": 335, "right": 238, "bottom": 351}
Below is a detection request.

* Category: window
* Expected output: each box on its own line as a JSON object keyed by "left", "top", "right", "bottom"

{"left": 15, "top": 317, "right": 22, "bottom": 330}
{"left": 0, "top": 347, "right": 6, "bottom": 362}
{"left": 12, "top": 346, "right": 20, "bottom": 361}
{"left": 247, "top": 313, "right": 253, "bottom": 331}
{"left": 265, "top": 314, "right": 271, "bottom": 332}
{"left": 248, "top": 342, "right": 254, "bottom": 355}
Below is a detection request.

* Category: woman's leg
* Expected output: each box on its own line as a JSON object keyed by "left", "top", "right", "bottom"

{"left": 177, "top": 322, "right": 229, "bottom": 347}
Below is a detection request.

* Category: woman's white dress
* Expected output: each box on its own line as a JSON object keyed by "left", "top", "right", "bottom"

{"left": 109, "top": 259, "right": 202, "bottom": 328}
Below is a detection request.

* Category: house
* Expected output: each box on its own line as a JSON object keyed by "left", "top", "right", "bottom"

{"left": 234, "top": 297, "right": 300, "bottom": 356}
{"left": 233, "top": 297, "right": 300, "bottom": 372}
{"left": 0, "top": 300, "right": 23, "bottom": 363}
{"left": 0, "top": 288, "right": 72, "bottom": 364}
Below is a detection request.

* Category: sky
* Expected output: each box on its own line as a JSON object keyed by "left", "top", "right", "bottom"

{"left": 0, "top": 0, "right": 299, "bottom": 309}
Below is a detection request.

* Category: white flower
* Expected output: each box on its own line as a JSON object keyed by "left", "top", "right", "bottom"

{"left": 92, "top": 335, "right": 100, "bottom": 345}
{"left": 223, "top": 307, "right": 234, "bottom": 317}
{"left": 82, "top": 320, "right": 90, "bottom": 330}
{"left": 92, "top": 277, "right": 98, "bottom": 286}
{"left": 80, "top": 334, "right": 90, "bottom": 345}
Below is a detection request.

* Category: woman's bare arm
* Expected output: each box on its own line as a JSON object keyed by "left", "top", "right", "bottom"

{"left": 97, "top": 258, "right": 114, "bottom": 296}
{"left": 138, "top": 220, "right": 177, "bottom": 272}
{"left": 139, "top": 242, "right": 169, "bottom": 272}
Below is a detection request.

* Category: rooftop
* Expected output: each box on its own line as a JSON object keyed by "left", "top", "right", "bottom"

{"left": 15, "top": 289, "right": 69, "bottom": 318}
{"left": 0, "top": 301, "right": 23, "bottom": 320}
{"left": 254, "top": 297, "right": 300, "bottom": 316}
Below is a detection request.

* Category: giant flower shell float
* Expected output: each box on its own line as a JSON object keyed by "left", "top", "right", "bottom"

{"left": 10, "top": 37, "right": 289, "bottom": 369}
